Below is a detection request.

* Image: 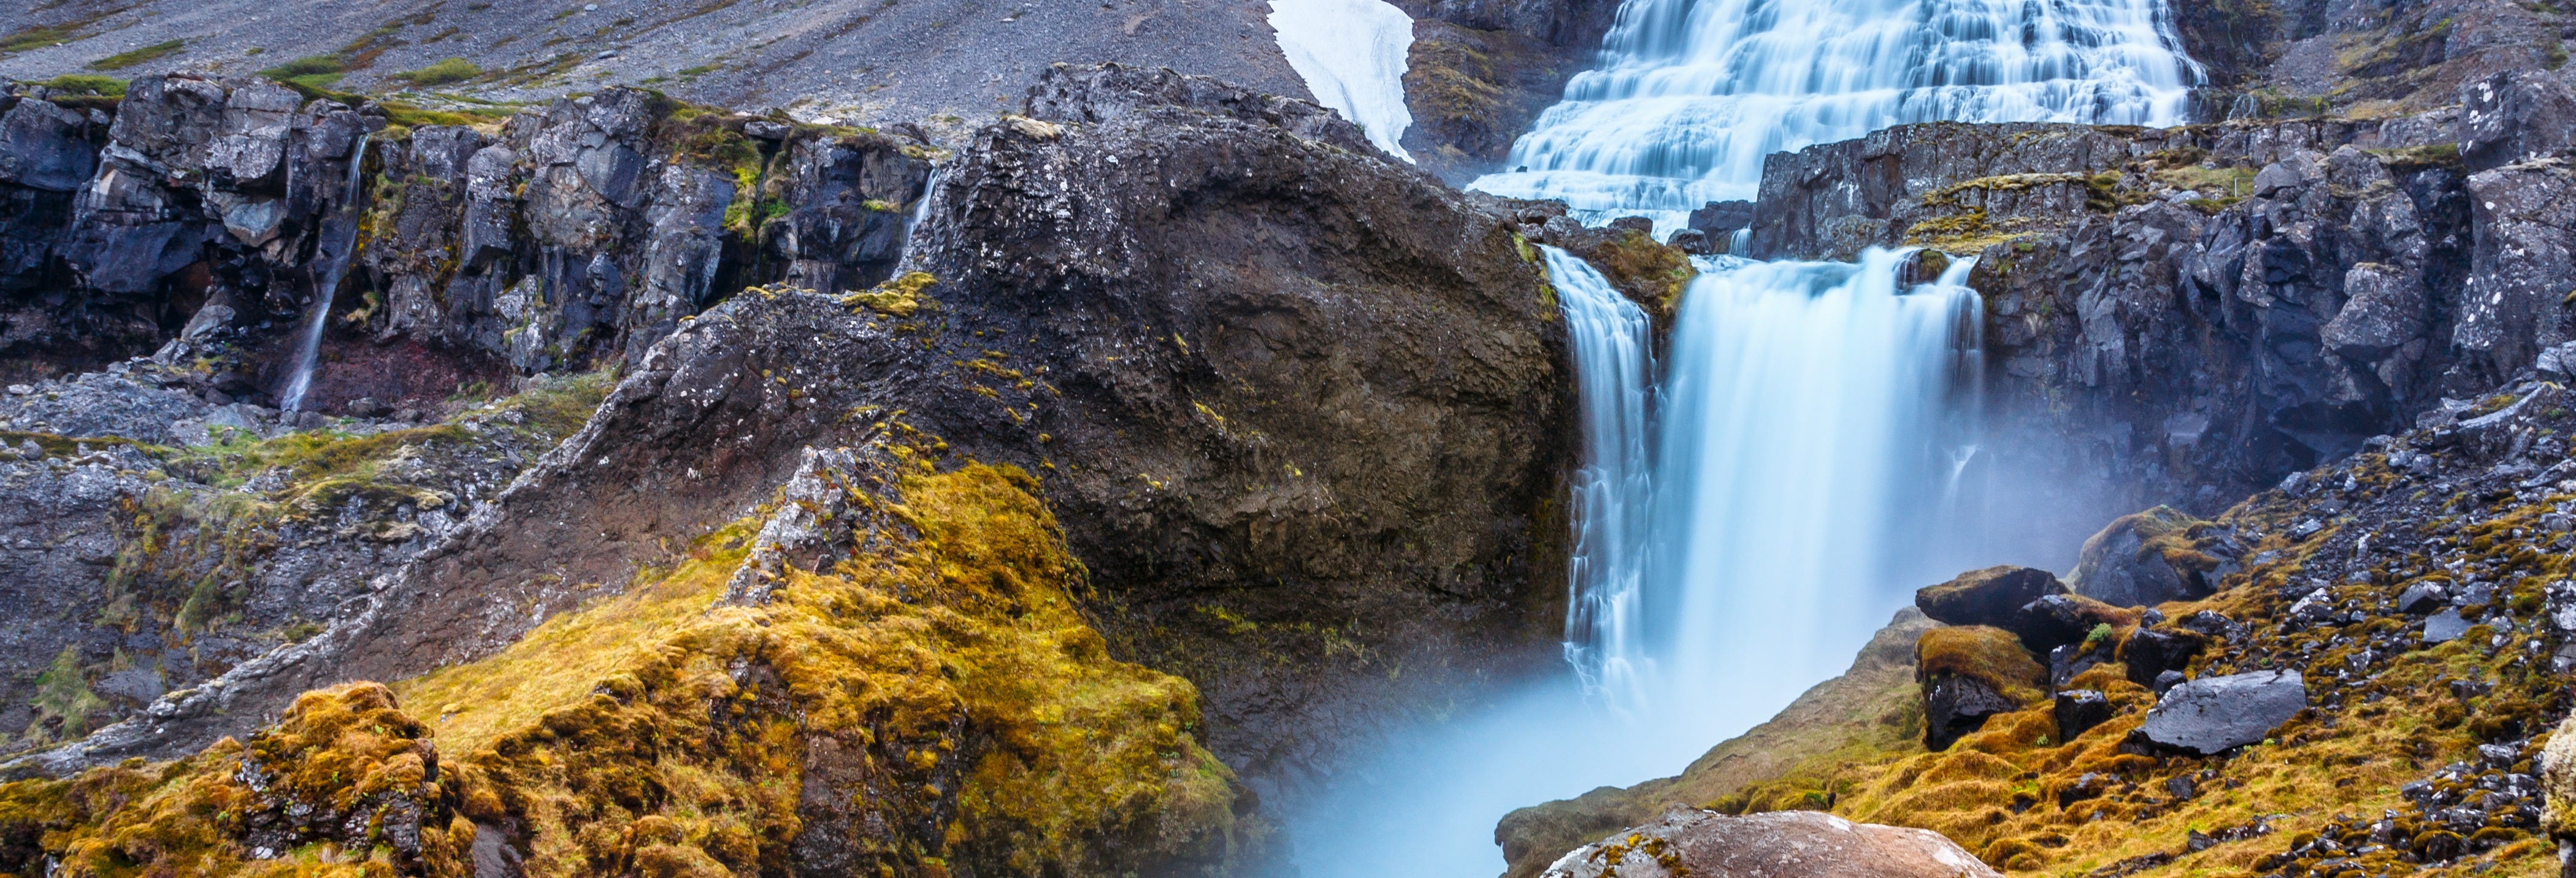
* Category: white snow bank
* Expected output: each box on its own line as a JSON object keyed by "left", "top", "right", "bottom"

{"left": 1267, "top": 0, "right": 1417, "bottom": 162}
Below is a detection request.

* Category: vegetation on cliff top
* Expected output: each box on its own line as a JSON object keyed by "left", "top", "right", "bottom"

{"left": 0, "top": 459, "right": 1244, "bottom": 877}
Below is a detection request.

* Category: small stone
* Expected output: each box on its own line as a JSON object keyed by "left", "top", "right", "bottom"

{"left": 5, "top": 384, "right": 29, "bottom": 395}
{"left": 2451, "top": 581, "right": 2495, "bottom": 606}
{"left": 2424, "top": 608, "right": 2471, "bottom": 644}
{"left": 2166, "top": 774, "right": 2196, "bottom": 801}
{"left": 2055, "top": 689, "right": 2114, "bottom": 742}
{"left": 2398, "top": 582, "right": 2448, "bottom": 614}
{"left": 2154, "top": 669, "right": 2187, "bottom": 694}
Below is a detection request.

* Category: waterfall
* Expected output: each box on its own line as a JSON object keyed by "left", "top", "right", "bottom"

{"left": 1282, "top": 246, "right": 1984, "bottom": 877}
{"left": 1471, "top": 0, "right": 2201, "bottom": 230}
{"left": 1647, "top": 250, "right": 1982, "bottom": 706}
{"left": 1543, "top": 246, "right": 1657, "bottom": 708}
{"left": 278, "top": 132, "right": 372, "bottom": 413}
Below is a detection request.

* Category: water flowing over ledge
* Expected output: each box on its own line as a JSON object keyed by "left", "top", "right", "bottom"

{"left": 1470, "top": 0, "right": 2202, "bottom": 230}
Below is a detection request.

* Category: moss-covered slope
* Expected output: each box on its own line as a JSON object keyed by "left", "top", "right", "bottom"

{"left": 0, "top": 460, "right": 1249, "bottom": 878}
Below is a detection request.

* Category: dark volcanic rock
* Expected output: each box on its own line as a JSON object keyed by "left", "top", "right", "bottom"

{"left": 2423, "top": 608, "right": 2472, "bottom": 643}
{"left": 1539, "top": 808, "right": 2003, "bottom": 878}
{"left": 2055, "top": 689, "right": 2116, "bottom": 742}
{"left": 2119, "top": 627, "right": 2208, "bottom": 689}
{"left": 1916, "top": 565, "right": 2069, "bottom": 628}
{"left": 1393, "top": 0, "right": 1623, "bottom": 183}
{"left": 1925, "top": 674, "right": 2022, "bottom": 752}
{"left": 2074, "top": 508, "right": 2223, "bottom": 608}
{"left": 2136, "top": 670, "right": 2307, "bottom": 755}
{"left": 2461, "top": 71, "right": 2576, "bottom": 173}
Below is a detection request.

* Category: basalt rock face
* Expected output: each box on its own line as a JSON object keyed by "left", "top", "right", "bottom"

{"left": 2166, "top": 0, "right": 2570, "bottom": 120}
{"left": 1392, "top": 0, "right": 1623, "bottom": 184}
{"left": 0, "top": 75, "right": 932, "bottom": 410}
{"left": 18, "top": 64, "right": 1576, "bottom": 825}
{"left": 1742, "top": 111, "right": 2528, "bottom": 525}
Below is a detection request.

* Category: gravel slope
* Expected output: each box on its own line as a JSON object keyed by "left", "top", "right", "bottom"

{"left": 0, "top": 0, "right": 1311, "bottom": 134}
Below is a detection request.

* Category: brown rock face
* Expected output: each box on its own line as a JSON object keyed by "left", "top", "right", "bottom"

{"left": 1539, "top": 808, "right": 2003, "bottom": 878}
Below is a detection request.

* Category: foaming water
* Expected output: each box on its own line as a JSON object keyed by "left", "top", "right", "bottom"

{"left": 1470, "top": 0, "right": 2201, "bottom": 229}
{"left": 278, "top": 132, "right": 371, "bottom": 413}
{"left": 1284, "top": 250, "right": 1982, "bottom": 877}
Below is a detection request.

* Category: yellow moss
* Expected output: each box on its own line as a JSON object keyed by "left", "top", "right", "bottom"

{"left": 0, "top": 464, "right": 1242, "bottom": 878}
{"left": 842, "top": 272, "right": 935, "bottom": 318}
{"left": 1915, "top": 626, "right": 2047, "bottom": 705}
{"left": 1581, "top": 231, "right": 1695, "bottom": 315}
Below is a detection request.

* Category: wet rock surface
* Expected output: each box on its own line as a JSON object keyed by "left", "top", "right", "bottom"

{"left": 1540, "top": 808, "right": 2003, "bottom": 878}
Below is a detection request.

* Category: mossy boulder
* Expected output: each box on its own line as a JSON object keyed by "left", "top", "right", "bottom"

{"left": 0, "top": 462, "right": 1251, "bottom": 878}
{"left": 2070, "top": 506, "right": 2229, "bottom": 608}
{"left": 1915, "top": 626, "right": 2047, "bottom": 750}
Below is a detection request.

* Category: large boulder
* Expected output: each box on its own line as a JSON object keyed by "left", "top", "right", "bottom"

{"left": 1539, "top": 808, "right": 2002, "bottom": 878}
{"left": 2134, "top": 670, "right": 2307, "bottom": 755}
{"left": 1915, "top": 566, "right": 2067, "bottom": 628}
{"left": 2072, "top": 506, "right": 2225, "bottom": 608}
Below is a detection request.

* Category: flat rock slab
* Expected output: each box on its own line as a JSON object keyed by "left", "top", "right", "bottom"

{"left": 2425, "top": 608, "right": 2471, "bottom": 643}
{"left": 2139, "top": 670, "right": 2307, "bottom": 755}
{"left": 1543, "top": 808, "right": 2002, "bottom": 878}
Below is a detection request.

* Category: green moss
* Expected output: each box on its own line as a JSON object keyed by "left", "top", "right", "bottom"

{"left": 388, "top": 58, "right": 481, "bottom": 87}
{"left": 23, "top": 647, "right": 106, "bottom": 744}
{"left": 1581, "top": 230, "right": 1695, "bottom": 315}
{"left": 85, "top": 40, "right": 183, "bottom": 71}
{"left": 28, "top": 74, "right": 126, "bottom": 97}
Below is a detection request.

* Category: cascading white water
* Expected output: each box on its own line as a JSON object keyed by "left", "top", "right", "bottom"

{"left": 278, "top": 132, "right": 372, "bottom": 413}
{"left": 1286, "top": 0, "right": 2186, "bottom": 871}
{"left": 1648, "top": 250, "right": 1983, "bottom": 706}
{"left": 1544, "top": 246, "right": 1658, "bottom": 709}
{"left": 1471, "top": 0, "right": 2201, "bottom": 229}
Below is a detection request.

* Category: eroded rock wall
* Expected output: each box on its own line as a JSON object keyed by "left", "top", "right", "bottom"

{"left": 0, "top": 75, "right": 931, "bottom": 410}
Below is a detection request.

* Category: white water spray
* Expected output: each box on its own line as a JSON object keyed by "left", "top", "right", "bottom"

{"left": 278, "top": 132, "right": 371, "bottom": 413}
{"left": 1471, "top": 0, "right": 2201, "bottom": 229}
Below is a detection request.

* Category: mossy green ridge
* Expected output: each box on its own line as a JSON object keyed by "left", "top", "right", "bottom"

{"left": 0, "top": 462, "right": 1244, "bottom": 878}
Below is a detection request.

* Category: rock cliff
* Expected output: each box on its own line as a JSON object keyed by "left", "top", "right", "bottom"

{"left": 0, "top": 66, "right": 1580, "bottom": 873}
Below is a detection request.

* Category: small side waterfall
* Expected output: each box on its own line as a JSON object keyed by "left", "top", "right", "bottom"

{"left": 1542, "top": 246, "right": 1657, "bottom": 708}
{"left": 1471, "top": 0, "right": 2201, "bottom": 229}
{"left": 278, "top": 132, "right": 372, "bottom": 413}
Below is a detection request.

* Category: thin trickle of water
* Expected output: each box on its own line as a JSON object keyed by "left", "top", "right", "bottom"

{"left": 1541, "top": 246, "right": 1657, "bottom": 709}
{"left": 278, "top": 132, "right": 372, "bottom": 413}
{"left": 895, "top": 162, "right": 948, "bottom": 273}
{"left": 1472, "top": 0, "right": 2201, "bottom": 230}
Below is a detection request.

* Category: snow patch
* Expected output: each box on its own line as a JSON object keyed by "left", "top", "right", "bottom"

{"left": 1266, "top": 0, "right": 1416, "bottom": 162}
